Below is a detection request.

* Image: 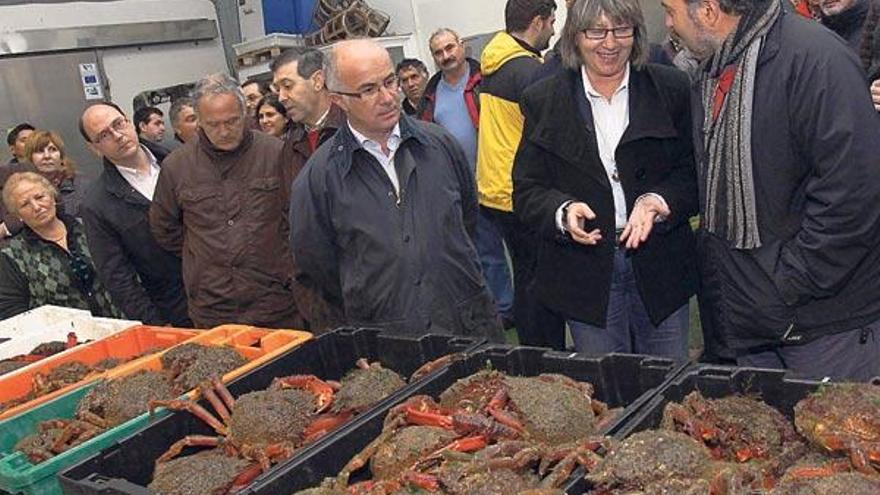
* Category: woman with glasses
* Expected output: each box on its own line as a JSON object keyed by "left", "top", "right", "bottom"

{"left": 0, "top": 172, "right": 119, "bottom": 319}
{"left": 255, "top": 94, "right": 292, "bottom": 139}
{"left": 512, "top": 0, "right": 698, "bottom": 360}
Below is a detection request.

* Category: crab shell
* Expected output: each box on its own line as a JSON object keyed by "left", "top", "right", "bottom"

{"left": 793, "top": 383, "right": 880, "bottom": 454}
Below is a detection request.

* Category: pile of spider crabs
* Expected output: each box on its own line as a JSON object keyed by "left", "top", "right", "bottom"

{"left": 295, "top": 373, "right": 880, "bottom": 495}
{"left": 143, "top": 355, "right": 451, "bottom": 495}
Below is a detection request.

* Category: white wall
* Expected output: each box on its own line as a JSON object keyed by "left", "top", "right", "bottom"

{"left": 0, "top": 0, "right": 217, "bottom": 31}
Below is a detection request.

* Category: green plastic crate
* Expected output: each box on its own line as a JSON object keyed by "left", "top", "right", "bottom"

{"left": 0, "top": 384, "right": 171, "bottom": 495}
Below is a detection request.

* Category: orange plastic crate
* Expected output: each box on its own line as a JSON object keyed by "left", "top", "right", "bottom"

{"left": 101, "top": 324, "right": 313, "bottom": 397}
{"left": 0, "top": 326, "right": 199, "bottom": 421}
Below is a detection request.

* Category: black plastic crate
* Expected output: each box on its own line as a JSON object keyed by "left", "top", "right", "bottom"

{"left": 58, "top": 328, "right": 483, "bottom": 495}
{"left": 564, "top": 365, "right": 824, "bottom": 494}
{"left": 245, "top": 346, "right": 684, "bottom": 494}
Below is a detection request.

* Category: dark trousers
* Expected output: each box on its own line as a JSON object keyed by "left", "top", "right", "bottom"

{"left": 736, "top": 321, "right": 880, "bottom": 382}
{"left": 482, "top": 206, "right": 565, "bottom": 350}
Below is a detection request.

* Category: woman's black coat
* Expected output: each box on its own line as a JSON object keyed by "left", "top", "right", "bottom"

{"left": 513, "top": 64, "right": 699, "bottom": 327}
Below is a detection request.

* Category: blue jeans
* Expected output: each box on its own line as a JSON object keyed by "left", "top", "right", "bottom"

{"left": 475, "top": 208, "right": 514, "bottom": 319}
{"left": 569, "top": 249, "right": 689, "bottom": 360}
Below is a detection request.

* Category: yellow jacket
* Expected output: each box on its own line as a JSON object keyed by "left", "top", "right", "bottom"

{"left": 476, "top": 32, "right": 543, "bottom": 212}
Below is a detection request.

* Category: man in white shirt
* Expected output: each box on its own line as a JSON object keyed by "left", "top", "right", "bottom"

{"left": 78, "top": 102, "right": 190, "bottom": 326}
{"left": 289, "top": 39, "right": 503, "bottom": 341}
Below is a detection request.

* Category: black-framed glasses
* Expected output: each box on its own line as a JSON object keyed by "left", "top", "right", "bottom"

{"left": 332, "top": 74, "right": 400, "bottom": 100}
{"left": 92, "top": 117, "right": 131, "bottom": 144}
{"left": 582, "top": 26, "right": 636, "bottom": 40}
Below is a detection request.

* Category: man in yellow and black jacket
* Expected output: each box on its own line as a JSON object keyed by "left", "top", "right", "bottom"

{"left": 477, "top": 0, "right": 560, "bottom": 348}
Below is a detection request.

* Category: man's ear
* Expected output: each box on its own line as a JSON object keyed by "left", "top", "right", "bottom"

{"left": 700, "top": 0, "right": 721, "bottom": 27}
{"left": 312, "top": 70, "right": 326, "bottom": 91}
{"left": 85, "top": 141, "right": 102, "bottom": 158}
{"left": 329, "top": 92, "right": 346, "bottom": 112}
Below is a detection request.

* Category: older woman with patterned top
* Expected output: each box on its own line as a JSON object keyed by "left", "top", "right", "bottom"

{"left": 0, "top": 172, "right": 119, "bottom": 319}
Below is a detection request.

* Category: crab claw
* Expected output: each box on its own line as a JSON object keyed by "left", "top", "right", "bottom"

{"left": 302, "top": 411, "right": 355, "bottom": 444}
{"left": 409, "top": 353, "right": 465, "bottom": 382}
{"left": 273, "top": 375, "right": 335, "bottom": 413}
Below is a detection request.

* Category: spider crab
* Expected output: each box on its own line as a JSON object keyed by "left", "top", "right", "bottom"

{"left": 793, "top": 382, "right": 880, "bottom": 475}
{"left": 661, "top": 391, "right": 806, "bottom": 484}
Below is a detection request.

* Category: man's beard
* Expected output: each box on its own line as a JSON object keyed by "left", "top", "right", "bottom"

{"left": 685, "top": 11, "right": 722, "bottom": 60}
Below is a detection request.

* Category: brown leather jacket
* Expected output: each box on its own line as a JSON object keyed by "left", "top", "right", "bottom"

{"left": 150, "top": 129, "right": 301, "bottom": 329}
{"left": 281, "top": 104, "right": 347, "bottom": 333}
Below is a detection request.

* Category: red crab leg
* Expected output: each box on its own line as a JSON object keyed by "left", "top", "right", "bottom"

{"left": 200, "top": 381, "right": 232, "bottom": 423}
{"left": 66, "top": 332, "right": 79, "bottom": 349}
{"left": 78, "top": 410, "right": 109, "bottom": 429}
{"left": 211, "top": 376, "right": 236, "bottom": 411}
{"left": 409, "top": 353, "right": 464, "bottom": 382}
{"left": 150, "top": 399, "right": 228, "bottom": 436}
{"left": 485, "top": 407, "right": 525, "bottom": 433}
{"left": 227, "top": 462, "right": 262, "bottom": 494}
{"left": 401, "top": 472, "right": 440, "bottom": 491}
{"left": 850, "top": 444, "right": 880, "bottom": 475}
{"left": 302, "top": 411, "right": 355, "bottom": 444}
{"left": 157, "top": 435, "right": 222, "bottom": 462}
{"left": 735, "top": 445, "right": 768, "bottom": 463}
{"left": 273, "top": 375, "right": 335, "bottom": 413}
{"left": 404, "top": 408, "right": 453, "bottom": 429}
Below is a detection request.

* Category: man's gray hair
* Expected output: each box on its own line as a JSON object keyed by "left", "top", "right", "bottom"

{"left": 559, "top": 0, "right": 649, "bottom": 70}
{"left": 428, "top": 28, "right": 461, "bottom": 47}
{"left": 169, "top": 96, "right": 194, "bottom": 125}
{"left": 323, "top": 45, "right": 343, "bottom": 93}
{"left": 192, "top": 73, "right": 246, "bottom": 117}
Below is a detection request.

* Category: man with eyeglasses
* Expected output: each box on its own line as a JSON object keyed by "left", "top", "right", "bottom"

{"left": 289, "top": 39, "right": 504, "bottom": 341}
{"left": 150, "top": 73, "right": 302, "bottom": 329}
{"left": 270, "top": 47, "right": 346, "bottom": 332}
{"left": 77, "top": 102, "right": 190, "bottom": 326}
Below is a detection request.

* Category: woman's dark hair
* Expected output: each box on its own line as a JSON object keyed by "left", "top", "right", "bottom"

{"left": 256, "top": 94, "right": 288, "bottom": 119}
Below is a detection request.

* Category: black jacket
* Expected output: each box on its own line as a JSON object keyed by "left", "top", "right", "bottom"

{"left": 513, "top": 65, "right": 699, "bottom": 327}
{"left": 694, "top": 12, "right": 880, "bottom": 349}
{"left": 80, "top": 149, "right": 190, "bottom": 326}
{"left": 290, "top": 115, "right": 503, "bottom": 341}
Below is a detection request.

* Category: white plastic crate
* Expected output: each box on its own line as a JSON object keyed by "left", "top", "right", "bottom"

{"left": 0, "top": 306, "right": 91, "bottom": 340}
{"left": 0, "top": 307, "right": 140, "bottom": 362}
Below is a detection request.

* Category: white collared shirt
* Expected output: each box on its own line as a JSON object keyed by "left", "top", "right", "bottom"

{"left": 555, "top": 65, "right": 668, "bottom": 235}
{"left": 348, "top": 122, "right": 403, "bottom": 193}
{"left": 584, "top": 63, "right": 631, "bottom": 230}
{"left": 115, "top": 145, "right": 161, "bottom": 201}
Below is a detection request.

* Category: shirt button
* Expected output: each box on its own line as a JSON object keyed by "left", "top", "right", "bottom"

{"left": 227, "top": 219, "right": 234, "bottom": 226}
{"left": 337, "top": 145, "right": 344, "bottom": 151}
{"left": 404, "top": 235, "right": 411, "bottom": 243}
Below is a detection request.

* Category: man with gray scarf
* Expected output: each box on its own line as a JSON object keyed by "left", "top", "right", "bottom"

{"left": 662, "top": 0, "right": 880, "bottom": 380}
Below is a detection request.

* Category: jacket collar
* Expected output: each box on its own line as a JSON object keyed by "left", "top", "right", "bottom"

{"left": 332, "top": 113, "right": 430, "bottom": 177}
{"left": 197, "top": 126, "right": 254, "bottom": 161}
{"left": 528, "top": 67, "right": 679, "bottom": 189}
{"left": 100, "top": 145, "right": 158, "bottom": 206}
{"left": 289, "top": 103, "right": 346, "bottom": 145}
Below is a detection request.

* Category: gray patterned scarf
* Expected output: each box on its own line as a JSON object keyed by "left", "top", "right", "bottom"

{"left": 700, "top": 0, "right": 782, "bottom": 249}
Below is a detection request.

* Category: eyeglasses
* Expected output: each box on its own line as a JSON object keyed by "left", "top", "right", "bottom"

{"left": 582, "top": 26, "right": 636, "bottom": 40}
{"left": 332, "top": 75, "right": 400, "bottom": 100}
{"left": 92, "top": 117, "right": 131, "bottom": 144}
